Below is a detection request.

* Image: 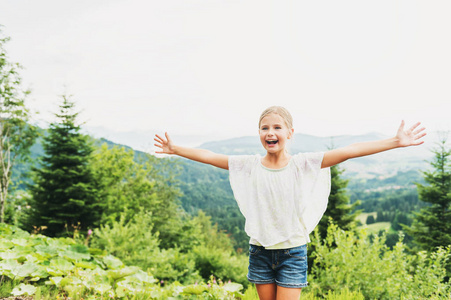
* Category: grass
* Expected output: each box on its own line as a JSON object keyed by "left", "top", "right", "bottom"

{"left": 359, "top": 222, "right": 391, "bottom": 234}
{"left": 356, "top": 212, "right": 377, "bottom": 224}
{"left": 357, "top": 212, "right": 392, "bottom": 234}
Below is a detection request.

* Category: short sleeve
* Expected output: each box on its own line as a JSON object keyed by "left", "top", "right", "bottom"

{"left": 228, "top": 155, "right": 254, "bottom": 174}
{"left": 293, "top": 152, "right": 331, "bottom": 235}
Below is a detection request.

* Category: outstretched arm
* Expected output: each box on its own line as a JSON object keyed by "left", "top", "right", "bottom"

{"left": 321, "top": 121, "right": 426, "bottom": 168}
{"left": 154, "top": 132, "right": 229, "bottom": 170}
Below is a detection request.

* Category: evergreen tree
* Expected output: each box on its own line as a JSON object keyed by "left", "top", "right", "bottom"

{"left": 318, "top": 163, "right": 360, "bottom": 239}
{"left": 366, "top": 215, "right": 375, "bottom": 225}
{"left": 404, "top": 137, "right": 451, "bottom": 251}
{"left": 25, "top": 96, "right": 101, "bottom": 236}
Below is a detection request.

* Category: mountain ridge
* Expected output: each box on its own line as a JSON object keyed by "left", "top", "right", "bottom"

{"left": 84, "top": 125, "right": 439, "bottom": 178}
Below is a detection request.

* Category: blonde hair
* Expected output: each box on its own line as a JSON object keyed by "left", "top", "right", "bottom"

{"left": 258, "top": 106, "right": 293, "bottom": 129}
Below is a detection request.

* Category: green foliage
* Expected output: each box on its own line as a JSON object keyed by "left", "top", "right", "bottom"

{"left": 366, "top": 215, "right": 375, "bottom": 224}
{"left": 181, "top": 276, "right": 244, "bottom": 299}
{"left": 309, "top": 222, "right": 451, "bottom": 299}
{"left": 91, "top": 143, "right": 189, "bottom": 250}
{"left": 24, "top": 96, "right": 101, "bottom": 236}
{"left": 404, "top": 137, "right": 451, "bottom": 251}
{"left": 0, "top": 223, "right": 247, "bottom": 299}
{"left": 302, "top": 287, "right": 365, "bottom": 300}
{"left": 189, "top": 211, "right": 248, "bottom": 287}
{"left": 90, "top": 210, "right": 201, "bottom": 284}
{"left": 90, "top": 209, "right": 248, "bottom": 287}
{"left": 318, "top": 164, "right": 360, "bottom": 239}
{"left": 177, "top": 159, "right": 249, "bottom": 250}
{"left": 0, "top": 28, "right": 38, "bottom": 223}
{"left": 192, "top": 245, "right": 247, "bottom": 287}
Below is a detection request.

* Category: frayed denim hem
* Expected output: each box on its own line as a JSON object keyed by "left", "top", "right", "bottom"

{"left": 275, "top": 280, "right": 308, "bottom": 288}
{"left": 247, "top": 276, "right": 275, "bottom": 285}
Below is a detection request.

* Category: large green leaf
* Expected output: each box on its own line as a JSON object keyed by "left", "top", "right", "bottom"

{"left": 69, "top": 244, "right": 90, "bottom": 253}
{"left": 222, "top": 282, "right": 243, "bottom": 293}
{"left": 59, "top": 250, "right": 91, "bottom": 261}
{"left": 10, "top": 262, "right": 39, "bottom": 280}
{"left": 60, "top": 275, "right": 82, "bottom": 287}
{"left": 94, "top": 283, "right": 112, "bottom": 294}
{"left": 0, "top": 240, "right": 14, "bottom": 250}
{"left": 49, "top": 257, "right": 74, "bottom": 274}
{"left": 74, "top": 261, "right": 98, "bottom": 269}
{"left": 131, "top": 269, "right": 157, "bottom": 284}
{"left": 30, "top": 265, "right": 50, "bottom": 280}
{"left": 103, "top": 255, "right": 124, "bottom": 270}
{"left": 0, "top": 250, "right": 21, "bottom": 260}
{"left": 107, "top": 266, "right": 139, "bottom": 280}
{"left": 49, "top": 276, "right": 63, "bottom": 287}
{"left": 11, "top": 283, "right": 37, "bottom": 296}
{"left": 181, "top": 284, "right": 208, "bottom": 295}
{"left": 11, "top": 238, "right": 30, "bottom": 247}
{"left": 35, "top": 245, "right": 58, "bottom": 258}
{"left": 0, "top": 259, "right": 21, "bottom": 276}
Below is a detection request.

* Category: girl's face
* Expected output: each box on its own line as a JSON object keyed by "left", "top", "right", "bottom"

{"left": 259, "top": 113, "right": 294, "bottom": 154}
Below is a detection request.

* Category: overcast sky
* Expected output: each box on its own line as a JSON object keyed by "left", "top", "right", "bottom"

{"left": 1, "top": 0, "right": 450, "bottom": 145}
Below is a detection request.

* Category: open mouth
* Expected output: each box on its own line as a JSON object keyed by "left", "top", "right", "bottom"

{"left": 266, "top": 140, "right": 278, "bottom": 145}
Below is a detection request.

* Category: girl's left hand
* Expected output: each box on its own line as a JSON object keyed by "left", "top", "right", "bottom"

{"left": 396, "top": 120, "right": 427, "bottom": 147}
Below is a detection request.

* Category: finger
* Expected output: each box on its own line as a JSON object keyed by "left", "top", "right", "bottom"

{"left": 165, "top": 132, "right": 171, "bottom": 142}
{"left": 154, "top": 137, "right": 164, "bottom": 144}
{"left": 413, "top": 140, "right": 425, "bottom": 146}
{"left": 154, "top": 143, "right": 163, "bottom": 148}
{"left": 155, "top": 134, "right": 165, "bottom": 142}
{"left": 397, "top": 120, "right": 406, "bottom": 133}
{"left": 414, "top": 132, "right": 427, "bottom": 140}
{"left": 413, "top": 127, "right": 426, "bottom": 135}
{"left": 408, "top": 122, "right": 421, "bottom": 132}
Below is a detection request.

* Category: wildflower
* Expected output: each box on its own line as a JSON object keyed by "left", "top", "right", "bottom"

{"left": 88, "top": 229, "right": 93, "bottom": 236}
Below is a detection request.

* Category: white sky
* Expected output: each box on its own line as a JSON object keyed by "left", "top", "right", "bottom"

{"left": 1, "top": 0, "right": 450, "bottom": 143}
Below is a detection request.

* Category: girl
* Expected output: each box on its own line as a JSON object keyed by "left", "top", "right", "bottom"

{"left": 154, "top": 106, "right": 426, "bottom": 300}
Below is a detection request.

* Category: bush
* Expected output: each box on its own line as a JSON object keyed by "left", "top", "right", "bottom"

{"left": 192, "top": 245, "right": 248, "bottom": 287}
{"left": 366, "top": 215, "right": 375, "bottom": 224}
{"left": 309, "top": 223, "right": 451, "bottom": 299}
{"left": 90, "top": 210, "right": 201, "bottom": 284}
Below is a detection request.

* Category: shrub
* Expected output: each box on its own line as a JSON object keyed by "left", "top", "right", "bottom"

{"left": 309, "top": 223, "right": 451, "bottom": 299}
{"left": 90, "top": 210, "right": 201, "bottom": 284}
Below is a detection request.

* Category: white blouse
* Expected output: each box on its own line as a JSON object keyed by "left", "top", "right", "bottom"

{"left": 228, "top": 152, "right": 331, "bottom": 248}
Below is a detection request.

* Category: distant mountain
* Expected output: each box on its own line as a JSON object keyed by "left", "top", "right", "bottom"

{"left": 198, "top": 132, "right": 437, "bottom": 178}
{"left": 84, "top": 125, "right": 439, "bottom": 179}
{"left": 83, "top": 126, "right": 232, "bottom": 151}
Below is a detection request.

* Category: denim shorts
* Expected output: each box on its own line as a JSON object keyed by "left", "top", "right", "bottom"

{"left": 247, "top": 244, "right": 308, "bottom": 288}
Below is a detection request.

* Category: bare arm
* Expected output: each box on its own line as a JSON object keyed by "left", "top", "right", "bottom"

{"left": 154, "top": 132, "right": 229, "bottom": 170}
{"left": 321, "top": 121, "right": 426, "bottom": 168}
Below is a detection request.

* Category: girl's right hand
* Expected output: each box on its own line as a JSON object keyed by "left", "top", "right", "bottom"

{"left": 154, "top": 132, "right": 176, "bottom": 154}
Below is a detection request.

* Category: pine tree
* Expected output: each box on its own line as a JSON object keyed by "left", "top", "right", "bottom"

{"left": 25, "top": 96, "right": 101, "bottom": 236}
{"left": 404, "top": 137, "right": 451, "bottom": 251}
{"left": 318, "top": 163, "right": 361, "bottom": 239}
